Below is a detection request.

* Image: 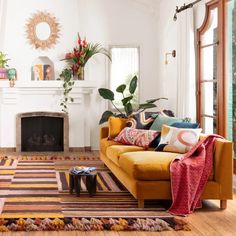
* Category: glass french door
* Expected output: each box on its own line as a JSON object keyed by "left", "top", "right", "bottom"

{"left": 197, "top": 0, "right": 226, "bottom": 136}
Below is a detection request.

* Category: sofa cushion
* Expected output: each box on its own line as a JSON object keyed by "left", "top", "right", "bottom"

{"left": 106, "top": 145, "right": 144, "bottom": 166}
{"left": 118, "top": 151, "right": 214, "bottom": 181}
{"left": 118, "top": 151, "right": 179, "bottom": 180}
{"left": 100, "top": 138, "right": 123, "bottom": 155}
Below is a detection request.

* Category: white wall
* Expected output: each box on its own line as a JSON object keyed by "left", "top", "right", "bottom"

{"left": 0, "top": 0, "right": 161, "bottom": 150}
{"left": 155, "top": 0, "right": 180, "bottom": 114}
{"left": 155, "top": 0, "right": 208, "bottom": 117}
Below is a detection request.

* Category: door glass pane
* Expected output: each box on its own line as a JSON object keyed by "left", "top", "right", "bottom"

{"left": 227, "top": 0, "right": 235, "bottom": 155}
{"left": 201, "top": 82, "right": 217, "bottom": 116}
{"left": 201, "top": 8, "right": 218, "bottom": 46}
{"left": 201, "top": 45, "right": 217, "bottom": 80}
{"left": 201, "top": 116, "right": 217, "bottom": 134}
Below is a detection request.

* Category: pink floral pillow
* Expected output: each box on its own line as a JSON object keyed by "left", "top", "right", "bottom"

{"left": 114, "top": 127, "right": 159, "bottom": 148}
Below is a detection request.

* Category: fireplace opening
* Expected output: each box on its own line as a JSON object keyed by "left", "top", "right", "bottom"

{"left": 16, "top": 112, "right": 69, "bottom": 152}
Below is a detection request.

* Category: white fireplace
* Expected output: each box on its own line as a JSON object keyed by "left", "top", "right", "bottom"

{"left": 0, "top": 80, "right": 96, "bottom": 151}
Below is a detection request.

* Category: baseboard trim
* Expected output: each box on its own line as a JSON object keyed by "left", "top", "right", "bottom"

{"left": 0, "top": 147, "right": 16, "bottom": 152}
{"left": 0, "top": 147, "right": 92, "bottom": 152}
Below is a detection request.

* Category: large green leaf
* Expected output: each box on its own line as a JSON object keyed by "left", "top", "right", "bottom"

{"left": 146, "top": 97, "right": 168, "bottom": 104}
{"left": 125, "top": 103, "right": 133, "bottom": 116}
{"left": 99, "top": 110, "right": 114, "bottom": 124}
{"left": 116, "top": 84, "right": 126, "bottom": 93}
{"left": 98, "top": 88, "right": 114, "bottom": 100}
{"left": 138, "top": 103, "right": 157, "bottom": 110}
{"left": 122, "top": 96, "right": 133, "bottom": 105}
{"left": 129, "top": 76, "right": 138, "bottom": 94}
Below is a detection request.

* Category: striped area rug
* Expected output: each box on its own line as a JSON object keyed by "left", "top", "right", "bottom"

{"left": 0, "top": 156, "right": 170, "bottom": 219}
{"left": 1, "top": 160, "right": 63, "bottom": 219}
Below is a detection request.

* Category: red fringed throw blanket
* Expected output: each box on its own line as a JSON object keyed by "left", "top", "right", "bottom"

{"left": 168, "top": 134, "right": 223, "bottom": 216}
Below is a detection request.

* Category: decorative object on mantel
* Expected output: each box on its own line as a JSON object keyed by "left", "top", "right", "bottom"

{"left": 26, "top": 11, "right": 60, "bottom": 50}
{"left": 31, "top": 56, "right": 55, "bottom": 80}
{"left": 165, "top": 50, "right": 176, "bottom": 64}
{"left": 173, "top": 0, "right": 202, "bottom": 21}
{"left": 98, "top": 75, "right": 168, "bottom": 124}
{"left": 0, "top": 51, "right": 10, "bottom": 79}
{"left": 59, "top": 68, "right": 74, "bottom": 113}
{"left": 7, "top": 68, "right": 17, "bottom": 87}
{"left": 61, "top": 33, "right": 111, "bottom": 80}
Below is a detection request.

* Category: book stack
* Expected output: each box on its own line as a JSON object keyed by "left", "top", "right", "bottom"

{"left": 69, "top": 166, "right": 96, "bottom": 175}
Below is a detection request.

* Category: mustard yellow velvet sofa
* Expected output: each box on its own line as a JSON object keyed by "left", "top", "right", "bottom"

{"left": 100, "top": 126, "right": 233, "bottom": 209}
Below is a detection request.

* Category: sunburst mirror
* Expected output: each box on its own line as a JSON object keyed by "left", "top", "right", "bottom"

{"left": 26, "top": 11, "right": 60, "bottom": 50}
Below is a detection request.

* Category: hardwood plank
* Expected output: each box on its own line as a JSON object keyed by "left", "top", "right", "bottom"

{"left": 27, "top": 232, "right": 43, "bottom": 236}
{"left": 103, "top": 231, "right": 120, "bottom": 236}
{"left": 43, "top": 231, "right": 58, "bottom": 236}
{"left": 11, "top": 232, "right": 25, "bottom": 236}
{"left": 58, "top": 231, "right": 75, "bottom": 236}
{"left": 119, "top": 232, "right": 138, "bottom": 236}
{"left": 85, "top": 232, "right": 105, "bottom": 236}
{"left": 2, "top": 232, "right": 11, "bottom": 236}
{"left": 76, "top": 232, "right": 87, "bottom": 236}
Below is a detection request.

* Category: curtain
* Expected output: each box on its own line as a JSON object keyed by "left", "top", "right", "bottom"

{"left": 176, "top": 8, "right": 196, "bottom": 121}
{"left": 0, "top": 0, "right": 7, "bottom": 50}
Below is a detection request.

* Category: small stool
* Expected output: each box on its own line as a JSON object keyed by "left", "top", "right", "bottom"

{"left": 69, "top": 171, "right": 97, "bottom": 197}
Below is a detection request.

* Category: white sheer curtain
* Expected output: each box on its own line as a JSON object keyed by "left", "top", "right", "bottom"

{"left": 0, "top": 0, "right": 7, "bottom": 50}
{"left": 177, "top": 8, "right": 196, "bottom": 121}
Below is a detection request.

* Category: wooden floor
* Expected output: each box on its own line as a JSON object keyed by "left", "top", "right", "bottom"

{"left": 1, "top": 152, "right": 235, "bottom": 236}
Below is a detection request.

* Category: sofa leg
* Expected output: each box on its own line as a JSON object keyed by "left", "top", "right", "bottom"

{"left": 220, "top": 200, "right": 227, "bottom": 209}
{"left": 138, "top": 199, "right": 144, "bottom": 208}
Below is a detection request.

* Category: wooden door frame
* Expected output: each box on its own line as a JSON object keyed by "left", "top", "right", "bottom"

{"left": 196, "top": 0, "right": 227, "bottom": 137}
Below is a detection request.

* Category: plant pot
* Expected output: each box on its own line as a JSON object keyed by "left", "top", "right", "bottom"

{"left": 77, "top": 66, "right": 84, "bottom": 80}
{"left": 0, "top": 68, "right": 7, "bottom": 79}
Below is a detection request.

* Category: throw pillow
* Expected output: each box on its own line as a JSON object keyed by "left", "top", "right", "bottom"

{"left": 150, "top": 115, "right": 182, "bottom": 132}
{"left": 114, "top": 127, "right": 159, "bottom": 149}
{"left": 126, "top": 111, "right": 159, "bottom": 130}
{"left": 108, "top": 116, "right": 127, "bottom": 139}
{"left": 155, "top": 125, "right": 202, "bottom": 153}
{"left": 171, "top": 122, "right": 200, "bottom": 129}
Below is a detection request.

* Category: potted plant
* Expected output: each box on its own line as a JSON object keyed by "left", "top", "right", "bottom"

{"left": 98, "top": 75, "right": 167, "bottom": 124}
{"left": 59, "top": 68, "right": 74, "bottom": 113}
{"left": 61, "top": 33, "right": 111, "bottom": 80}
{"left": 0, "top": 51, "right": 10, "bottom": 79}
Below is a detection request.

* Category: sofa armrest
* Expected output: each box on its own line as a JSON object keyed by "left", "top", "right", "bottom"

{"left": 214, "top": 138, "right": 233, "bottom": 198}
{"left": 100, "top": 126, "right": 109, "bottom": 139}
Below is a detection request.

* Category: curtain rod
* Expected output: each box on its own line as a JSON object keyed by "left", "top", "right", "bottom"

{"left": 173, "top": 0, "right": 202, "bottom": 21}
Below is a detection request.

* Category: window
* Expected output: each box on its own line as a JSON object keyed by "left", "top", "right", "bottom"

{"left": 197, "top": 0, "right": 226, "bottom": 136}
{"left": 109, "top": 47, "right": 139, "bottom": 109}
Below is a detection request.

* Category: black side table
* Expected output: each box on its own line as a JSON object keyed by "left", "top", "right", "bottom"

{"left": 69, "top": 170, "right": 97, "bottom": 197}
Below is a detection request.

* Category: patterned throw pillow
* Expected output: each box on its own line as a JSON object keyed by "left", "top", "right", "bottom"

{"left": 155, "top": 125, "right": 202, "bottom": 153}
{"left": 126, "top": 110, "right": 174, "bottom": 130}
{"left": 114, "top": 127, "right": 159, "bottom": 149}
{"left": 126, "top": 111, "right": 157, "bottom": 130}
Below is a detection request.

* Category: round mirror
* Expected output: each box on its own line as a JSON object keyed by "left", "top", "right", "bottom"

{"left": 35, "top": 22, "right": 51, "bottom": 40}
{"left": 26, "top": 11, "right": 60, "bottom": 50}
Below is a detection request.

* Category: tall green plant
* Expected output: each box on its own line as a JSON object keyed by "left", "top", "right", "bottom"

{"left": 98, "top": 76, "right": 167, "bottom": 124}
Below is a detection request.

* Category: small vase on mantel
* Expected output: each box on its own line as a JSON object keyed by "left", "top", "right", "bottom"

{"left": 77, "top": 66, "right": 84, "bottom": 80}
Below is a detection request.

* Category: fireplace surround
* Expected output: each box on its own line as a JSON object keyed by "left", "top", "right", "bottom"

{"left": 16, "top": 111, "right": 69, "bottom": 152}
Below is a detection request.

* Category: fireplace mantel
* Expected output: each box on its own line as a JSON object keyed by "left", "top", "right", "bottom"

{"left": 0, "top": 80, "right": 97, "bottom": 150}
